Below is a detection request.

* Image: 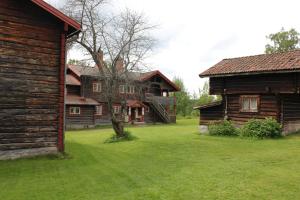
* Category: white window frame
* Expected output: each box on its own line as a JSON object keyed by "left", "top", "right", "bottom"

{"left": 70, "top": 107, "right": 80, "bottom": 115}
{"left": 93, "top": 82, "right": 102, "bottom": 92}
{"left": 113, "top": 105, "right": 121, "bottom": 114}
{"left": 128, "top": 86, "right": 135, "bottom": 94}
{"left": 240, "top": 95, "right": 259, "bottom": 113}
{"left": 95, "top": 105, "right": 103, "bottom": 116}
{"left": 119, "top": 85, "right": 125, "bottom": 94}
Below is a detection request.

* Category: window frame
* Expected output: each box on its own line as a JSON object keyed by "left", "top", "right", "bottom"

{"left": 113, "top": 105, "right": 121, "bottom": 114}
{"left": 239, "top": 95, "right": 260, "bottom": 113}
{"left": 95, "top": 105, "right": 103, "bottom": 116}
{"left": 119, "top": 85, "right": 125, "bottom": 94}
{"left": 70, "top": 107, "right": 81, "bottom": 115}
{"left": 93, "top": 82, "right": 102, "bottom": 93}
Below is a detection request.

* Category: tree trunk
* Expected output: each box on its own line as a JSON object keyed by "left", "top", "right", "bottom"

{"left": 112, "top": 117, "right": 125, "bottom": 138}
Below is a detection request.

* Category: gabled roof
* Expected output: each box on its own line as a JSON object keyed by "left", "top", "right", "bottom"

{"left": 66, "top": 74, "right": 81, "bottom": 86}
{"left": 200, "top": 50, "right": 300, "bottom": 78}
{"left": 127, "top": 100, "right": 146, "bottom": 108}
{"left": 67, "top": 65, "right": 180, "bottom": 92}
{"left": 140, "top": 70, "right": 180, "bottom": 91}
{"left": 30, "top": 0, "right": 81, "bottom": 36}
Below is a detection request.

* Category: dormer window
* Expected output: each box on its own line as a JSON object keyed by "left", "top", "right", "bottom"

{"left": 93, "top": 82, "right": 102, "bottom": 92}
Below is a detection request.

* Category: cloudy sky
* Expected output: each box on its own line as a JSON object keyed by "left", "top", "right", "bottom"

{"left": 47, "top": 0, "right": 300, "bottom": 93}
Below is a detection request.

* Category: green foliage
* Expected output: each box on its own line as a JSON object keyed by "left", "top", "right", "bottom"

{"left": 265, "top": 27, "right": 300, "bottom": 54}
{"left": 104, "top": 131, "right": 137, "bottom": 143}
{"left": 240, "top": 118, "right": 282, "bottom": 139}
{"left": 208, "top": 120, "right": 238, "bottom": 136}
{"left": 173, "top": 77, "right": 193, "bottom": 117}
{"left": 198, "top": 81, "right": 215, "bottom": 106}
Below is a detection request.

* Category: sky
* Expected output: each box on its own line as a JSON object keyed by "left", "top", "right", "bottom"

{"left": 47, "top": 0, "right": 300, "bottom": 94}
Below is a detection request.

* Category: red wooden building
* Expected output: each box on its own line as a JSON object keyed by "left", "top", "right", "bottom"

{"left": 0, "top": 0, "right": 80, "bottom": 159}
{"left": 65, "top": 64, "right": 179, "bottom": 129}
{"left": 197, "top": 50, "right": 300, "bottom": 134}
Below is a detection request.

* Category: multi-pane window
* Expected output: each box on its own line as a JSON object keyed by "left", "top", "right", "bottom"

{"left": 95, "top": 105, "right": 103, "bottom": 115}
{"left": 119, "top": 85, "right": 125, "bottom": 94}
{"left": 240, "top": 96, "right": 259, "bottom": 112}
{"left": 113, "top": 105, "right": 121, "bottom": 114}
{"left": 70, "top": 107, "right": 80, "bottom": 115}
{"left": 93, "top": 82, "right": 102, "bottom": 92}
{"left": 128, "top": 86, "right": 135, "bottom": 94}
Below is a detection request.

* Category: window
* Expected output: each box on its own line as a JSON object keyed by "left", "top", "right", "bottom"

{"left": 128, "top": 86, "right": 135, "bottom": 94}
{"left": 145, "top": 106, "right": 150, "bottom": 112}
{"left": 113, "top": 105, "right": 121, "bottom": 114}
{"left": 93, "top": 82, "right": 102, "bottom": 92}
{"left": 240, "top": 96, "right": 259, "bottom": 112}
{"left": 70, "top": 107, "right": 80, "bottom": 115}
{"left": 119, "top": 85, "right": 125, "bottom": 94}
{"left": 95, "top": 105, "right": 103, "bottom": 115}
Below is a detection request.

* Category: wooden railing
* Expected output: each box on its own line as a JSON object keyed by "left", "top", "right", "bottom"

{"left": 146, "top": 94, "right": 170, "bottom": 123}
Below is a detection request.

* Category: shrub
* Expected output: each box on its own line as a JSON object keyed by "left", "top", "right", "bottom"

{"left": 104, "top": 131, "right": 137, "bottom": 143}
{"left": 208, "top": 120, "right": 238, "bottom": 136}
{"left": 240, "top": 118, "right": 282, "bottom": 139}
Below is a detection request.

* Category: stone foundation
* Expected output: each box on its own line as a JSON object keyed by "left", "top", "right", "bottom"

{"left": 199, "top": 125, "right": 209, "bottom": 134}
{"left": 0, "top": 147, "right": 58, "bottom": 160}
{"left": 283, "top": 120, "right": 300, "bottom": 135}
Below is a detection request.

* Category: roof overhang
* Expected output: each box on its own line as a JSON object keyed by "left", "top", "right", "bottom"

{"left": 199, "top": 69, "right": 300, "bottom": 78}
{"left": 141, "top": 70, "right": 180, "bottom": 92}
{"left": 30, "top": 0, "right": 81, "bottom": 37}
{"left": 194, "top": 101, "right": 223, "bottom": 110}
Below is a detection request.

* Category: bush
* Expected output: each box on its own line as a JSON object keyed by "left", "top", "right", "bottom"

{"left": 104, "top": 131, "right": 137, "bottom": 143}
{"left": 208, "top": 120, "right": 238, "bottom": 136}
{"left": 240, "top": 118, "right": 282, "bottom": 139}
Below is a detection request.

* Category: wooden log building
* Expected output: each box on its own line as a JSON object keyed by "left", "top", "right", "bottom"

{"left": 0, "top": 0, "right": 81, "bottom": 159}
{"left": 65, "top": 63, "right": 180, "bottom": 129}
{"left": 197, "top": 50, "right": 300, "bottom": 134}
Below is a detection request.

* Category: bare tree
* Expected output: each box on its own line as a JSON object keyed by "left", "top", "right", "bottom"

{"left": 64, "top": 0, "right": 156, "bottom": 137}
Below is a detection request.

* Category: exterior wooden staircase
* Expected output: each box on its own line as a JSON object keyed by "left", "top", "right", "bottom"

{"left": 146, "top": 95, "right": 170, "bottom": 123}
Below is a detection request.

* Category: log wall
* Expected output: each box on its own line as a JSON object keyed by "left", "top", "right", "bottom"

{"left": 199, "top": 104, "right": 224, "bottom": 125}
{"left": 226, "top": 95, "right": 279, "bottom": 125}
{"left": 210, "top": 73, "right": 300, "bottom": 95}
{"left": 0, "top": 0, "right": 64, "bottom": 151}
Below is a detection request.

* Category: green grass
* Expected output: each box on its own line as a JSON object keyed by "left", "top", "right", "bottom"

{"left": 1, "top": 119, "right": 300, "bottom": 200}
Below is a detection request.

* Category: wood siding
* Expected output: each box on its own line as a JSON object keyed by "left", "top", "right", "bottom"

{"left": 66, "top": 105, "right": 95, "bottom": 126}
{"left": 210, "top": 73, "right": 300, "bottom": 95}
{"left": 226, "top": 95, "right": 279, "bottom": 125}
{"left": 200, "top": 104, "right": 224, "bottom": 125}
{"left": 0, "top": 0, "right": 64, "bottom": 151}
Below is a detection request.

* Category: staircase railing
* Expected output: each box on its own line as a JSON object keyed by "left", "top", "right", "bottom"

{"left": 146, "top": 94, "right": 170, "bottom": 123}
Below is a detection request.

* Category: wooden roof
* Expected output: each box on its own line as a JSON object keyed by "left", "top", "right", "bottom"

{"left": 66, "top": 74, "right": 81, "bottom": 86}
{"left": 194, "top": 101, "right": 223, "bottom": 110}
{"left": 67, "top": 65, "right": 180, "bottom": 92}
{"left": 30, "top": 0, "right": 81, "bottom": 36}
{"left": 200, "top": 50, "right": 300, "bottom": 78}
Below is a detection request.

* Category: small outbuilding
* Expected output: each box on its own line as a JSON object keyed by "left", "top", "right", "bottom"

{"left": 0, "top": 0, "right": 80, "bottom": 159}
{"left": 198, "top": 50, "right": 300, "bottom": 134}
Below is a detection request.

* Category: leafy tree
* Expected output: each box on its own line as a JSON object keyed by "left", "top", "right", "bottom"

{"left": 173, "top": 77, "right": 192, "bottom": 117}
{"left": 64, "top": 0, "right": 156, "bottom": 138}
{"left": 198, "top": 81, "right": 214, "bottom": 106}
{"left": 265, "top": 28, "right": 300, "bottom": 54}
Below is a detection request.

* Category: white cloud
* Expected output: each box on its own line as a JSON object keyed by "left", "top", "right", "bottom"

{"left": 47, "top": 0, "right": 300, "bottom": 93}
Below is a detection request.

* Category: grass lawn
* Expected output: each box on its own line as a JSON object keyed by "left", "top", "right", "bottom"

{"left": 1, "top": 119, "right": 300, "bottom": 200}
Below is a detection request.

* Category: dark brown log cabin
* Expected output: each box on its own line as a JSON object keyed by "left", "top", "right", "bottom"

{"left": 198, "top": 50, "right": 300, "bottom": 134}
{"left": 65, "top": 63, "right": 180, "bottom": 129}
{"left": 0, "top": 0, "right": 80, "bottom": 159}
